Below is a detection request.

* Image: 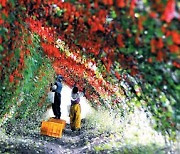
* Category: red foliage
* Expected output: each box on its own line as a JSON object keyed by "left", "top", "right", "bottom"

{"left": 117, "top": 34, "right": 125, "bottom": 48}
{"left": 161, "top": 0, "right": 175, "bottom": 23}
{"left": 94, "top": 0, "right": 99, "bottom": 8}
{"left": 27, "top": 39, "right": 32, "bottom": 45}
{"left": 26, "top": 18, "right": 56, "bottom": 43}
{"left": 116, "top": 0, "right": 125, "bottom": 8}
{"left": 173, "top": 61, "right": 180, "bottom": 68}
{"left": 129, "top": 0, "right": 137, "bottom": 17}
{"left": 131, "top": 66, "right": 138, "bottom": 76}
{"left": 157, "top": 38, "right": 164, "bottom": 49}
{"left": 156, "top": 50, "right": 164, "bottom": 62}
{"left": 2, "top": 0, "right": 178, "bottom": 108}
{"left": 102, "top": 0, "right": 113, "bottom": 6}
{"left": 126, "top": 29, "right": 132, "bottom": 37}
{"left": 150, "top": 39, "right": 156, "bottom": 53}
{"left": 148, "top": 57, "right": 153, "bottom": 63}
{"left": 0, "top": 15, "right": 3, "bottom": 25}
{"left": 168, "top": 44, "right": 179, "bottom": 53}
{"left": 25, "top": 50, "right": 30, "bottom": 55}
{"left": 149, "top": 11, "right": 158, "bottom": 18}
{"left": 9, "top": 74, "right": 14, "bottom": 83}
{"left": 171, "top": 31, "right": 180, "bottom": 45}
{"left": 115, "top": 71, "right": 121, "bottom": 80}
{"left": 138, "top": 16, "right": 146, "bottom": 32}
{"left": 41, "top": 43, "right": 61, "bottom": 58}
{"left": 150, "top": 38, "right": 164, "bottom": 53}
{"left": 89, "top": 14, "right": 105, "bottom": 33}
{"left": 0, "top": 0, "right": 7, "bottom": 7}
{"left": 135, "top": 33, "right": 140, "bottom": 45}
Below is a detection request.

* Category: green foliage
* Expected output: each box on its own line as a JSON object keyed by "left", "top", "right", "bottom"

{"left": 86, "top": 107, "right": 167, "bottom": 153}
{"left": 0, "top": 33, "right": 55, "bottom": 125}
{"left": 110, "top": 8, "right": 117, "bottom": 19}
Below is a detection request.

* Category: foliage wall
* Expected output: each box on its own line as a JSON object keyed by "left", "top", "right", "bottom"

{"left": 0, "top": 0, "right": 180, "bottom": 139}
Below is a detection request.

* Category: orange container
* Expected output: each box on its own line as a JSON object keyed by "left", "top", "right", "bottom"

{"left": 40, "top": 121, "right": 63, "bottom": 138}
{"left": 48, "top": 118, "right": 66, "bottom": 129}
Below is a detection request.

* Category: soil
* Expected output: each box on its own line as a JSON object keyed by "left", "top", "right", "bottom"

{"left": 0, "top": 119, "right": 110, "bottom": 154}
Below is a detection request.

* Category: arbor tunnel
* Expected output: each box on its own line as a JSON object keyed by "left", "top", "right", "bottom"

{"left": 0, "top": 0, "right": 179, "bottom": 153}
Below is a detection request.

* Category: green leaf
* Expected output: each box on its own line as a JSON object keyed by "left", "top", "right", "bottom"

{"left": 132, "top": 25, "right": 137, "bottom": 33}
{"left": 56, "top": 9, "right": 62, "bottom": 16}
{"left": 9, "top": 0, "right": 15, "bottom": 7}
{"left": 156, "top": 28, "right": 163, "bottom": 37}
{"left": 21, "top": 7, "right": 26, "bottom": 11}
{"left": 110, "top": 9, "right": 117, "bottom": 19}
{"left": 166, "top": 36, "right": 173, "bottom": 45}
{"left": 0, "top": 45, "right": 4, "bottom": 52}
{"left": 70, "top": 0, "right": 76, "bottom": 2}
{"left": 175, "top": 85, "right": 180, "bottom": 91}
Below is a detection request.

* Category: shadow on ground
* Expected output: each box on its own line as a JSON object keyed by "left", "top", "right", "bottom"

{"left": 0, "top": 118, "right": 175, "bottom": 154}
{"left": 0, "top": 119, "right": 101, "bottom": 154}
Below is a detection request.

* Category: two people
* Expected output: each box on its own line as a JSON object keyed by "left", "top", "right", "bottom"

{"left": 50, "top": 75, "right": 85, "bottom": 131}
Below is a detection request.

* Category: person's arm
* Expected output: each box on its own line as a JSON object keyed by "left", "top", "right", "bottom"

{"left": 51, "top": 82, "right": 57, "bottom": 92}
{"left": 78, "top": 88, "right": 86, "bottom": 97}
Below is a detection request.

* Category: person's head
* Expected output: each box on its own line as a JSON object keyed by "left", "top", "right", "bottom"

{"left": 56, "top": 75, "right": 63, "bottom": 82}
{"left": 72, "top": 86, "right": 78, "bottom": 94}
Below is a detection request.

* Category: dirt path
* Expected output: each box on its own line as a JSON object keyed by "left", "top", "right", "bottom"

{"left": 0, "top": 119, "right": 110, "bottom": 154}
{"left": 1, "top": 116, "right": 178, "bottom": 154}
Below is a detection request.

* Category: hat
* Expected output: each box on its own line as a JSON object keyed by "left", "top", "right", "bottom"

{"left": 56, "top": 75, "right": 63, "bottom": 81}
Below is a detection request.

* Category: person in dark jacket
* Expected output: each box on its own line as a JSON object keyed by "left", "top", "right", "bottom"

{"left": 50, "top": 75, "right": 63, "bottom": 119}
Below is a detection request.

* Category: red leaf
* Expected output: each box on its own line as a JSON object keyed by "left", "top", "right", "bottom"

{"left": 115, "top": 72, "right": 121, "bottom": 80}
{"left": 0, "top": 16, "right": 3, "bottom": 25}
{"left": 130, "top": 0, "right": 137, "bottom": 17}
{"left": 168, "top": 44, "right": 179, "bottom": 53}
{"left": 150, "top": 39, "right": 156, "bottom": 53}
{"left": 173, "top": 61, "right": 180, "bottom": 68}
{"left": 149, "top": 11, "right": 158, "bottom": 18}
{"left": 138, "top": 17, "right": 144, "bottom": 31}
{"left": 116, "top": 0, "right": 125, "bottom": 8}
{"left": 157, "top": 38, "right": 164, "bottom": 49}
{"left": 9, "top": 74, "right": 14, "bottom": 83}
{"left": 103, "top": 0, "right": 113, "bottom": 5}
{"left": 161, "top": 0, "right": 175, "bottom": 23}
{"left": 148, "top": 57, "right": 153, "bottom": 63}
{"left": 0, "top": 0, "right": 7, "bottom": 7}
{"left": 156, "top": 50, "right": 164, "bottom": 62}
{"left": 171, "top": 31, "right": 180, "bottom": 45}
{"left": 117, "top": 34, "right": 124, "bottom": 48}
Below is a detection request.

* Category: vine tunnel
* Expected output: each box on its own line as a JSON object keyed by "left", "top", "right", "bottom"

{"left": 0, "top": 0, "right": 179, "bottom": 153}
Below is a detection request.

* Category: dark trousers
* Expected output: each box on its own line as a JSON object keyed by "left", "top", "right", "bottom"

{"left": 52, "top": 92, "right": 61, "bottom": 119}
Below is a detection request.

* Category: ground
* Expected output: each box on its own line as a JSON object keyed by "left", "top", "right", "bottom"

{"left": 0, "top": 119, "right": 118, "bottom": 154}
{"left": 0, "top": 113, "right": 178, "bottom": 154}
